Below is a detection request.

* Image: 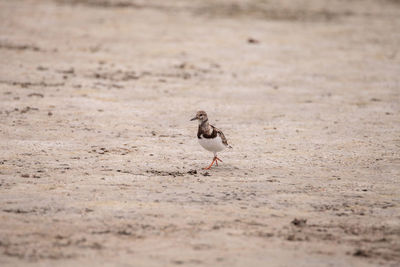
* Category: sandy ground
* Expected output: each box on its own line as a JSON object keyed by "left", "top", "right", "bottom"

{"left": 0, "top": 0, "right": 400, "bottom": 266}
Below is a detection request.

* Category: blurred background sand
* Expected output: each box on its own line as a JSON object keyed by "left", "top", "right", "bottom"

{"left": 0, "top": 0, "right": 399, "bottom": 266}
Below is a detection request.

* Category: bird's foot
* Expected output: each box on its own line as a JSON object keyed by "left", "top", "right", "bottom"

{"left": 203, "top": 159, "right": 215, "bottom": 170}
{"left": 203, "top": 156, "right": 222, "bottom": 170}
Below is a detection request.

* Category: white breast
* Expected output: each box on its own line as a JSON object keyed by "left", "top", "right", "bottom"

{"left": 198, "top": 136, "right": 226, "bottom": 153}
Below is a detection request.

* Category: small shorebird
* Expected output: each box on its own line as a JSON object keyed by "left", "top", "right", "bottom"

{"left": 190, "top": 111, "right": 231, "bottom": 170}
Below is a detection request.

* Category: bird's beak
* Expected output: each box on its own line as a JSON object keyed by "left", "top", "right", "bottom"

{"left": 190, "top": 116, "right": 197, "bottom": 121}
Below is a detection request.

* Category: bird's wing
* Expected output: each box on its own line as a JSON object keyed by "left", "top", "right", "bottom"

{"left": 211, "top": 125, "right": 229, "bottom": 146}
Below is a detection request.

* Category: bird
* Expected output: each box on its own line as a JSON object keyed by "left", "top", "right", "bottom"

{"left": 190, "top": 110, "right": 231, "bottom": 170}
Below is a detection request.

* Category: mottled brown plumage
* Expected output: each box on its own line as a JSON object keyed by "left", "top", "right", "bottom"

{"left": 197, "top": 125, "right": 229, "bottom": 146}
{"left": 190, "top": 110, "right": 231, "bottom": 169}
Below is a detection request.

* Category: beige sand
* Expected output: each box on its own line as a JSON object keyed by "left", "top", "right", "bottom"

{"left": 0, "top": 0, "right": 399, "bottom": 266}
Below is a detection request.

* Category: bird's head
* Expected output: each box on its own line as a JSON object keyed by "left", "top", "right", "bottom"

{"left": 190, "top": 110, "right": 208, "bottom": 124}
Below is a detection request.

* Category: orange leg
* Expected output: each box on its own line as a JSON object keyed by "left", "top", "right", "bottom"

{"left": 215, "top": 156, "right": 223, "bottom": 166}
{"left": 203, "top": 157, "right": 216, "bottom": 170}
{"left": 203, "top": 156, "right": 223, "bottom": 170}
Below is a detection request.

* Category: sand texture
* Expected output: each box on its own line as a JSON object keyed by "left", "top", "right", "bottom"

{"left": 0, "top": 0, "right": 400, "bottom": 266}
